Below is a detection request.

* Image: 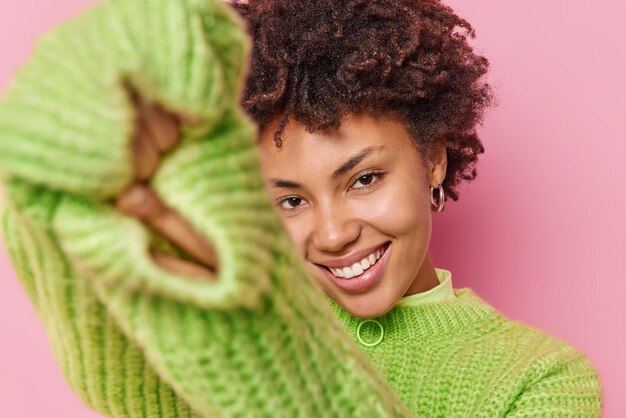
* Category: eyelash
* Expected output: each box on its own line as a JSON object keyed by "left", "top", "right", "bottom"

{"left": 275, "top": 170, "right": 385, "bottom": 211}
{"left": 353, "top": 170, "right": 384, "bottom": 189}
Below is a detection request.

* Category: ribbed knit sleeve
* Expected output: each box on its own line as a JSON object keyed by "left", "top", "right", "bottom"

{"left": 498, "top": 335, "right": 602, "bottom": 417}
{"left": 1, "top": 199, "right": 201, "bottom": 418}
{"left": 0, "top": 0, "right": 415, "bottom": 417}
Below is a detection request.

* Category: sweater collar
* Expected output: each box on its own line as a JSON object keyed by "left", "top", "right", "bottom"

{"left": 395, "top": 267, "right": 455, "bottom": 307}
{"left": 325, "top": 286, "right": 502, "bottom": 344}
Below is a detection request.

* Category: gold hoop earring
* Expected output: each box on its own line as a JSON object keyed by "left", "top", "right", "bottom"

{"left": 430, "top": 184, "right": 445, "bottom": 212}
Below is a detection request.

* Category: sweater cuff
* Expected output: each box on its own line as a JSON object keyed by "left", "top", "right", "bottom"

{"left": 52, "top": 109, "right": 278, "bottom": 310}
{"left": 0, "top": 0, "right": 272, "bottom": 310}
{"left": 0, "top": 0, "right": 250, "bottom": 200}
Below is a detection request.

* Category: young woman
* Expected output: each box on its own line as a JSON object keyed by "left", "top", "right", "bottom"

{"left": 116, "top": 0, "right": 603, "bottom": 415}
{"left": 214, "top": 0, "right": 494, "bottom": 320}
{"left": 0, "top": 0, "right": 603, "bottom": 416}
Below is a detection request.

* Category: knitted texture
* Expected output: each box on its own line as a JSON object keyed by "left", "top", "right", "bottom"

{"left": 329, "top": 290, "right": 603, "bottom": 417}
{"left": 0, "top": 0, "right": 603, "bottom": 417}
{"left": 0, "top": 0, "right": 413, "bottom": 416}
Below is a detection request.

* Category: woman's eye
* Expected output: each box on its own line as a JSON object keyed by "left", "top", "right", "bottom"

{"left": 277, "top": 196, "right": 304, "bottom": 210}
{"left": 352, "top": 172, "right": 382, "bottom": 189}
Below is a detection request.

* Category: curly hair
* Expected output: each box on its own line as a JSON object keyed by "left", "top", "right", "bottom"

{"left": 230, "top": 0, "right": 496, "bottom": 202}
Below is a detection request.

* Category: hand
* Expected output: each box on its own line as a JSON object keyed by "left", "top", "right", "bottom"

{"left": 114, "top": 84, "right": 218, "bottom": 280}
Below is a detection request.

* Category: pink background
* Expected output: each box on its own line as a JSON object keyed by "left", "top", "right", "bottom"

{"left": 1, "top": 0, "right": 624, "bottom": 416}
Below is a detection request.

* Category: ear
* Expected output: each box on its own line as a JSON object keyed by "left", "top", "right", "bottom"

{"left": 429, "top": 143, "right": 448, "bottom": 187}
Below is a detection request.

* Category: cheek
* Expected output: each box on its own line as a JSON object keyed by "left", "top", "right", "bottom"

{"left": 278, "top": 216, "right": 309, "bottom": 254}
{"left": 354, "top": 181, "right": 432, "bottom": 238}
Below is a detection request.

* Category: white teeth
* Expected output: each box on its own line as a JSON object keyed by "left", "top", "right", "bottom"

{"left": 328, "top": 244, "right": 388, "bottom": 279}
{"left": 351, "top": 263, "right": 364, "bottom": 276}
{"left": 360, "top": 258, "right": 370, "bottom": 270}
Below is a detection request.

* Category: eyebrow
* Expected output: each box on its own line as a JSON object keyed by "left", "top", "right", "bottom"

{"left": 270, "top": 145, "right": 386, "bottom": 189}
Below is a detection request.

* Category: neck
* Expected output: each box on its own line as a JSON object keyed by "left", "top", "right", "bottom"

{"left": 403, "top": 254, "right": 440, "bottom": 297}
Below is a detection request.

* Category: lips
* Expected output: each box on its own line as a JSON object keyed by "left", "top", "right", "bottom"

{"left": 316, "top": 241, "right": 390, "bottom": 270}
{"left": 315, "top": 242, "right": 392, "bottom": 294}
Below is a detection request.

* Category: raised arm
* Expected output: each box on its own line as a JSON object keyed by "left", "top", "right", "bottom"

{"left": 0, "top": 0, "right": 416, "bottom": 416}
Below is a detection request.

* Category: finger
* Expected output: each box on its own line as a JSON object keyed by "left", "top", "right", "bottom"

{"left": 177, "top": 113, "right": 202, "bottom": 126}
{"left": 142, "top": 103, "right": 180, "bottom": 153}
{"left": 115, "top": 184, "right": 218, "bottom": 270}
{"left": 151, "top": 252, "right": 217, "bottom": 280}
{"left": 115, "top": 183, "right": 166, "bottom": 219}
{"left": 149, "top": 209, "right": 218, "bottom": 270}
{"left": 133, "top": 116, "right": 161, "bottom": 181}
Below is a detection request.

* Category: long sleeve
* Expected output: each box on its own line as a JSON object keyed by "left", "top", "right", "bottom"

{"left": 0, "top": 0, "right": 415, "bottom": 416}
{"left": 2, "top": 191, "right": 201, "bottom": 417}
{"left": 502, "top": 338, "right": 603, "bottom": 417}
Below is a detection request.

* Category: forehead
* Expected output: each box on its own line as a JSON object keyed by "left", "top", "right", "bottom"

{"left": 257, "top": 111, "right": 414, "bottom": 167}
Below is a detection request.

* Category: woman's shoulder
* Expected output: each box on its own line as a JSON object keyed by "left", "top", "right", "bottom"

{"left": 396, "top": 286, "right": 604, "bottom": 416}
{"left": 455, "top": 287, "right": 604, "bottom": 415}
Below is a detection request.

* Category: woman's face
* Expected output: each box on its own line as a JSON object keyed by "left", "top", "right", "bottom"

{"left": 258, "top": 111, "right": 447, "bottom": 318}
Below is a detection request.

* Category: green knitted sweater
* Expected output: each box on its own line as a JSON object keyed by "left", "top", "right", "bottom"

{"left": 328, "top": 289, "right": 603, "bottom": 416}
{"left": 0, "top": 0, "right": 602, "bottom": 416}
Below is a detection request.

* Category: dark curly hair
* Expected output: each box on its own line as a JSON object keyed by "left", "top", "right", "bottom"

{"left": 229, "top": 0, "right": 496, "bottom": 202}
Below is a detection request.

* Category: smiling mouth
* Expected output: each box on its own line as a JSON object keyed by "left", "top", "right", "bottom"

{"left": 318, "top": 241, "right": 391, "bottom": 280}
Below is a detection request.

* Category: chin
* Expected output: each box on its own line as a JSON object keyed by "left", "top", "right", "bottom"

{"left": 310, "top": 270, "right": 394, "bottom": 318}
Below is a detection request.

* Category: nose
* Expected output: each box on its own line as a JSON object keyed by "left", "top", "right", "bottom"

{"left": 311, "top": 203, "right": 361, "bottom": 253}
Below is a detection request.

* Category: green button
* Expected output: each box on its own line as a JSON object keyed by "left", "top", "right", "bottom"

{"left": 356, "top": 319, "right": 384, "bottom": 347}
